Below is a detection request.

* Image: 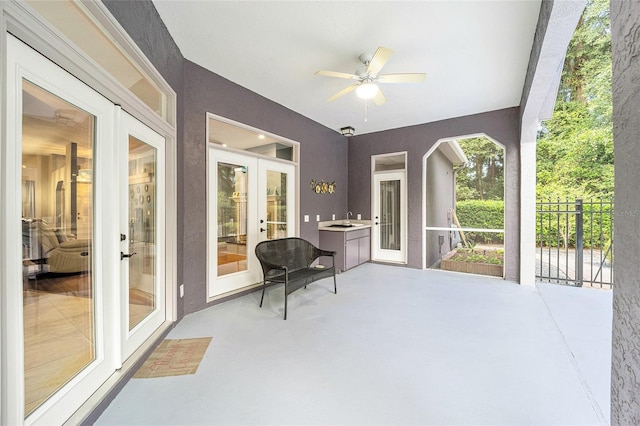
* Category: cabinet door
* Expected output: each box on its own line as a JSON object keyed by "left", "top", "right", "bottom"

{"left": 345, "top": 238, "right": 359, "bottom": 270}
{"left": 359, "top": 235, "right": 371, "bottom": 264}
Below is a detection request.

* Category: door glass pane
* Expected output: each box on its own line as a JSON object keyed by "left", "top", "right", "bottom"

{"left": 128, "top": 137, "right": 157, "bottom": 330}
{"left": 379, "top": 180, "right": 401, "bottom": 251}
{"left": 217, "top": 162, "right": 248, "bottom": 276}
{"left": 266, "top": 170, "right": 288, "bottom": 239}
{"left": 22, "top": 80, "right": 95, "bottom": 415}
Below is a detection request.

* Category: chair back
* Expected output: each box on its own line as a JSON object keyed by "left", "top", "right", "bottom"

{"left": 255, "top": 237, "right": 318, "bottom": 272}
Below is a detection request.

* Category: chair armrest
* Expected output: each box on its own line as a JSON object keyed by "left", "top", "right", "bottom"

{"left": 316, "top": 248, "right": 336, "bottom": 258}
{"left": 58, "top": 239, "right": 91, "bottom": 250}
{"left": 313, "top": 248, "right": 336, "bottom": 267}
{"left": 258, "top": 260, "right": 288, "bottom": 278}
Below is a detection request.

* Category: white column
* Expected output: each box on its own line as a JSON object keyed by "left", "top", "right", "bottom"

{"left": 520, "top": 119, "right": 537, "bottom": 286}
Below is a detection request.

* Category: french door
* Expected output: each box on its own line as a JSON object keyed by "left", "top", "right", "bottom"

{"left": 372, "top": 171, "right": 407, "bottom": 263}
{"left": 208, "top": 148, "right": 295, "bottom": 298}
{"left": 119, "top": 111, "right": 166, "bottom": 360}
{"left": 2, "top": 35, "right": 167, "bottom": 424}
{"left": 4, "top": 34, "right": 118, "bottom": 424}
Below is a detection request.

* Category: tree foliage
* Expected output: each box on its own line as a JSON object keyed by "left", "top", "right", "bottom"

{"left": 455, "top": 137, "right": 504, "bottom": 201}
{"left": 537, "top": 0, "right": 613, "bottom": 200}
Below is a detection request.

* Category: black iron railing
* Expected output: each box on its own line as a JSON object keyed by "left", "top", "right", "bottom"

{"left": 536, "top": 198, "right": 613, "bottom": 288}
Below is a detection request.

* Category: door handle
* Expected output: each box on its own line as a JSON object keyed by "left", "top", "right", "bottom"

{"left": 260, "top": 228, "right": 266, "bottom": 233}
{"left": 121, "top": 251, "right": 137, "bottom": 260}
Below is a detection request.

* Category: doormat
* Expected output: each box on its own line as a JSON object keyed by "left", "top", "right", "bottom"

{"left": 133, "top": 337, "right": 212, "bottom": 379}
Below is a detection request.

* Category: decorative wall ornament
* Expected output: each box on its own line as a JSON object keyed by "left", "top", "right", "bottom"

{"left": 310, "top": 179, "right": 336, "bottom": 194}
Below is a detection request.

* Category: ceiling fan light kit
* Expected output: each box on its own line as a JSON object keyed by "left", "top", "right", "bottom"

{"left": 315, "top": 46, "right": 426, "bottom": 107}
{"left": 356, "top": 82, "right": 379, "bottom": 100}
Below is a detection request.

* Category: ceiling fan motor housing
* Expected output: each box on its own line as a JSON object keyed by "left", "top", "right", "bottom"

{"left": 359, "top": 52, "right": 374, "bottom": 65}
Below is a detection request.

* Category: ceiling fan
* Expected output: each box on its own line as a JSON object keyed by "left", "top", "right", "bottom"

{"left": 315, "top": 47, "right": 426, "bottom": 106}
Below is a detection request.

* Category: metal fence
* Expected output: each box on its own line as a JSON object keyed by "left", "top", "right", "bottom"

{"left": 536, "top": 198, "right": 613, "bottom": 288}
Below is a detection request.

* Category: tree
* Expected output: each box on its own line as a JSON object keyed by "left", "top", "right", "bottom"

{"left": 537, "top": 0, "right": 613, "bottom": 200}
{"left": 456, "top": 137, "right": 504, "bottom": 201}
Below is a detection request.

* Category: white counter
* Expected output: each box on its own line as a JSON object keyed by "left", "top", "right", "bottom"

{"left": 318, "top": 220, "right": 372, "bottom": 232}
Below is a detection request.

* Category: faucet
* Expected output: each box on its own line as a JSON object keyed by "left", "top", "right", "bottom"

{"left": 346, "top": 211, "right": 353, "bottom": 223}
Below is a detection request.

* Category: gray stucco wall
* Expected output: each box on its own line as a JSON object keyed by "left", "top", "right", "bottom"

{"left": 182, "top": 61, "right": 347, "bottom": 314}
{"left": 348, "top": 108, "right": 520, "bottom": 280}
{"left": 425, "top": 148, "right": 455, "bottom": 268}
{"left": 610, "top": 1, "right": 640, "bottom": 423}
{"left": 104, "top": 1, "right": 348, "bottom": 317}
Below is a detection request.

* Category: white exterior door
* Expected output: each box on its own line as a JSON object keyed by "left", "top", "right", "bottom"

{"left": 3, "top": 34, "right": 119, "bottom": 425}
{"left": 372, "top": 171, "right": 407, "bottom": 263}
{"left": 2, "top": 34, "right": 171, "bottom": 425}
{"left": 119, "top": 111, "right": 166, "bottom": 360}
{"left": 208, "top": 148, "right": 295, "bottom": 298}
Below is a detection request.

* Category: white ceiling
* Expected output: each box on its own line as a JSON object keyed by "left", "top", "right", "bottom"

{"left": 152, "top": 1, "right": 542, "bottom": 136}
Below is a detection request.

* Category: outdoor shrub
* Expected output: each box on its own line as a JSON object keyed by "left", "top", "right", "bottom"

{"left": 455, "top": 200, "right": 504, "bottom": 244}
{"left": 536, "top": 198, "right": 613, "bottom": 249}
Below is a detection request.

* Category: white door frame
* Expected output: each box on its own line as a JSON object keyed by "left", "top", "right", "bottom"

{"left": 207, "top": 147, "right": 297, "bottom": 300}
{"left": 372, "top": 170, "right": 407, "bottom": 264}
{"left": 3, "top": 34, "right": 119, "bottom": 425}
{"left": 119, "top": 110, "right": 167, "bottom": 361}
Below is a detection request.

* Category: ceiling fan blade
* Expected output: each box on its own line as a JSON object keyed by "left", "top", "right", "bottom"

{"left": 315, "top": 70, "right": 360, "bottom": 80}
{"left": 372, "top": 88, "right": 387, "bottom": 106}
{"left": 327, "top": 84, "right": 358, "bottom": 102}
{"left": 366, "top": 47, "right": 394, "bottom": 75}
{"left": 378, "top": 73, "right": 426, "bottom": 83}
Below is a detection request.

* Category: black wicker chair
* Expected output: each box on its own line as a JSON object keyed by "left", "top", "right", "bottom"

{"left": 255, "top": 237, "right": 336, "bottom": 319}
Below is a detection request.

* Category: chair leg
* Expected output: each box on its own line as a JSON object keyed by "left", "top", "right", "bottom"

{"left": 284, "top": 277, "right": 288, "bottom": 320}
{"left": 284, "top": 292, "right": 288, "bottom": 320}
{"left": 333, "top": 273, "right": 337, "bottom": 294}
{"left": 259, "top": 281, "right": 266, "bottom": 307}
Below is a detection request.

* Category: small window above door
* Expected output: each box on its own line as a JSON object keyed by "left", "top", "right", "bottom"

{"left": 374, "top": 153, "right": 406, "bottom": 172}
{"left": 207, "top": 114, "right": 298, "bottom": 163}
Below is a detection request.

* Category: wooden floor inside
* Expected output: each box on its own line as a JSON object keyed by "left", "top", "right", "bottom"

{"left": 23, "top": 274, "right": 154, "bottom": 415}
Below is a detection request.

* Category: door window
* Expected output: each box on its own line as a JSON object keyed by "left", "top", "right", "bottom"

{"left": 127, "top": 136, "right": 157, "bottom": 329}
{"left": 21, "top": 80, "right": 97, "bottom": 416}
{"left": 379, "top": 179, "right": 401, "bottom": 251}
{"left": 217, "top": 161, "right": 250, "bottom": 277}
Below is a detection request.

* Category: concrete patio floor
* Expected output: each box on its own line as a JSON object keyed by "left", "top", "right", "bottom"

{"left": 97, "top": 263, "right": 612, "bottom": 425}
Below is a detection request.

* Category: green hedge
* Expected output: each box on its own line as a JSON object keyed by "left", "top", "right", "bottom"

{"left": 455, "top": 200, "right": 504, "bottom": 244}
{"left": 454, "top": 199, "right": 613, "bottom": 248}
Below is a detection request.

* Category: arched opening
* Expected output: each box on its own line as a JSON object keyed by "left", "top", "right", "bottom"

{"left": 422, "top": 134, "right": 505, "bottom": 277}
